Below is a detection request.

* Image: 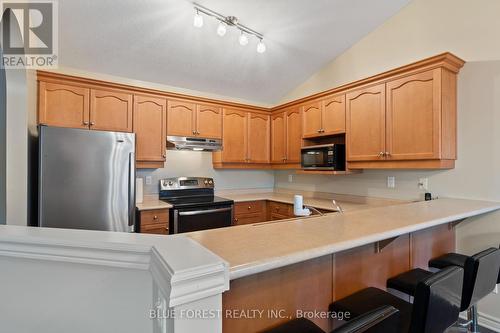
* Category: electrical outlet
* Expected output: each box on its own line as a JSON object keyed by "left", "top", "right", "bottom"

{"left": 145, "top": 176, "right": 152, "bottom": 185}
{"left": 387, "top": 176, "right": 395, "bottom": 189}
{"left": 418, "top": 178, "right": 429, "bottom": 190}
{"left": 288, "top": 174, "right": 293, "bottom": 183}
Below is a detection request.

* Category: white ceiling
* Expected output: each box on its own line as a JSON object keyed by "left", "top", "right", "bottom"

{"left": 58, "top": 0, "right": 410, "bottom": 105}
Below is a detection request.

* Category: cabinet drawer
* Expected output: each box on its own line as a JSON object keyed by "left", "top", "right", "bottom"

{"left": 235, "top": 201, "right": 265, "bottom": 215}
{"left": 268, "top": 201, "right": 292, "bottom": 217}
{"left": 140, "top": 209, "right": 168, "bottom": 226}
{"left": 234, "top": 213, "right": 265, "bottom": 226}
{"left": 141, "top": 223, "right": 169, "bottom": 235}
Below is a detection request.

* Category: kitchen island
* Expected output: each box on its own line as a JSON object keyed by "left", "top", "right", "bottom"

{"left": 186, "top": 198, "right": 500, "bottom": 332}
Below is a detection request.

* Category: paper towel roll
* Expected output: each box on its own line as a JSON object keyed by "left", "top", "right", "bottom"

{"left": 136, "top": 178, "right": 144, "bottom": 204}
{"left": 294, "top": 195, "right": 304, "bottom": 216}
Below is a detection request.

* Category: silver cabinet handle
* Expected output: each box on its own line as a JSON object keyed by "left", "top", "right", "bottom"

{"left": 90, "top": 121, "right": 95, "bottom": 126}
{"left": 385, "top": 152, "right": 390, "bottom": 156}
{"left": 153, "top": 215, "right": 158, "bottom": 220}
{"left": 379, "top": 152, "right": 384, "bottom": 157}
{"left": 83, "top": 121, "right": 89, "bottom": 125}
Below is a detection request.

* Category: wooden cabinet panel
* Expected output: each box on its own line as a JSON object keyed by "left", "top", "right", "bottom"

{"left": 234, "top": 214, "right": 265, "bottom": 226}
{"left": 268, "top": 201, "right": 293, "bottom": 219}
{"left": 286, "top": 107, "right": 302, "bottom": 163}
{"left": 139, "top": 209, "right": 169, "bottom": 234}
{"left": 410, "top": 224, "right": 455, "bottom": 269}
{"left": 248, "top": 113, "right": 270, "bottom": 163}
{"left": 90, "top": 88, "right": 133, "bottom": 132}
{"left": 222, "top": 109, "right": 248, "bottom": 163}
{"left": 196, "top": 104, "right": 222, "bottom": 139}
{"left": 235, "top": 201, "right": 266, "bottom": 215}
{"left": 346, "top": 84, "right": 386, "bottom": 161}
{"left": 133, "top": 94, "right": 167, "bottom": 164}
{"left": 271, "top": 112, "right": 286, "bottom": 163}
{"left": 386, "top": 70, "right": 441, "bottom": 160}
{"left": 167, "top": 100, "right": 196, "bottom": 136}
{"left": 322, "top": 94, "right": 346, "bottom": 135}
{"left": 333, "top": 234, "right": 410, "bottom": 301}
{"left": 38, "top": 82, "right": 90, "bottom": 129}
{"left": 302, "top": 101, "right": 322, "bottom": 138}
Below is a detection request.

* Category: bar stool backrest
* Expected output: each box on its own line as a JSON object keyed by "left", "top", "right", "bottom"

{"left": 409, "top": 266, "right": 463, "bottom": 333}
{"left": 463, "top": 247, "right": 500, "bottom": 310}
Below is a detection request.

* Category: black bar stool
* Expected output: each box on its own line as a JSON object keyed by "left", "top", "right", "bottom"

{"left": 331, "top": 266, "right": 463, "bottom": 333}
{"left": 387, "top": 247, "right": 500, "bottom": 333}
{"left": 264, "top": 305, "right": 400, "bottom": 333}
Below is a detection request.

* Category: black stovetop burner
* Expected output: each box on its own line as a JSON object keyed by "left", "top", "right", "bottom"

{"left": 161, "top": 195, "right": 234, "bottom": 209}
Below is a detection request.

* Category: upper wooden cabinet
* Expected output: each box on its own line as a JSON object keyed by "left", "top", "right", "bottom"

{"left": 386, "top": 70, "right": 443, "bottom": 160}
{"left": 347, "top": 67, "right": 459, "bottom": 169}
{"left": 322, "top": 94, "right": 346, "bottom": 135}
{"left": 167, "top": 100, "right": 196, "bottom": 136}
{"left": 167, "top": 99, "right": 222, "bottom": 139}
{"left": 217, "top": 108, "right": 270, "bottom": 165}
{"left": 39, "top": 82, "right": 90, "bottom": 129}
{"left": 346, "top": 84, "right": 386, "bottom": 161}
{"left": 271, "top": 112, "right": 286, "bottom": 163}
{"left": 221, "top": 109, "right": 248, "bottom": 163}
{"left": 90, "top": 88, "right": 133, "bottom": 132}
{"left": 248, "top": 113, "right": 270, "bottom": 163}
{"left": 302, "top": 95, "right": 345, "bottom": 138}
{"left": 271, "top": 107, "right": 302, "bottom": 164}
{"left": 196, "top": 104, "right": 222, "bottom": 139}
{"left": 133, "top": 94, "right": 167, "bottom": 168}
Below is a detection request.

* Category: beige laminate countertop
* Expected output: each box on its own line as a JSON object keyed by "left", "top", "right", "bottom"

{"left": 186, "top": 198, "right": 500, "bottom": 280}
{"left": 136, "top": 198, "right": 172, "bottom": 211}
{"left": 220, "top": 192, "right": 399, "bottom": 212}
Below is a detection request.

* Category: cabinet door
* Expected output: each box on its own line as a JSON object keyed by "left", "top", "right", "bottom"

{"left": 38, "top": 81, "right": 90, "bottom": 129}
{"left": 133, "top": 94, "right": 167, "bottom": 163}
{"left": 248, "top": 113, "right": 271, "bottom": 163}
{"left": 285, "top": 107, "right": 302, "bottom": 163}
{"left": 271, "top": 112, "right": 286, "bottom": 163}
{"left": 302, "top": 101, "right": 322, "bottom": 138}
{"left": 322, "top": 94, "right": 346, "bottom": 135}
{"left": 222, "top": 109, "right": 248, "bottom": 163}
{"left": 346, "top": 84, "right": 386, "bottom": 161}
{"left": 196, "top": 104, "right": 222, "bottom": 139}
{"left": 386, "top": 70, "right": 441, "bottom": 160}
{"left": 167, "top": 100, "right": 196, "bottom": 136}
{"left": 90, "top": 88, "right": 133, "bottom": 132}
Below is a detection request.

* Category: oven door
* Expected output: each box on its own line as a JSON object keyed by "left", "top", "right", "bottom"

{"left": 172, "top": 204, "right": 233, "bottom": 234}
{"left": 301, "top": 147, "right": 332, "bottom": 169}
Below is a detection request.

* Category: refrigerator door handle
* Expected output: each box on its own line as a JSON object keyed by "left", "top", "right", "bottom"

{"left": 128, "top": 152, "right": 136, "bottom": 231}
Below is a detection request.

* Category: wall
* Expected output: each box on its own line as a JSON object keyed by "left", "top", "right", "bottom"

{"left": 137, "top": 150, "right": 274, "bottom": 194}
{"left": 276, "top": 0, "right": 500, "bottom": 328}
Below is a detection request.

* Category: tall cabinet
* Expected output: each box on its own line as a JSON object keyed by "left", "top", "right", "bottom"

{"left": 271, "top": 106, "right": 302, "bottom": 165}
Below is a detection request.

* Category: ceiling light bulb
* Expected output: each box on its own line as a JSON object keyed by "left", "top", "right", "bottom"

{"left": 193, "top": 11, "right": 203, "bottom": 28}
{"left": 217, "top": 22, "right": 227, "bottom": 36}
{"left": 238, "top": 32, "right": 249, "bottom": 46}
{"left": 257, "top": 40, "right": 266, "bottom": 53}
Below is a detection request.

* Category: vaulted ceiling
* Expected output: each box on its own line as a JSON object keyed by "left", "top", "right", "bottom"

{"left": 58, "top": 0, "right": 410, "bottom": 105}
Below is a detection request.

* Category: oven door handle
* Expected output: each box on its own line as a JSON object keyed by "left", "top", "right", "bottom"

{"left": 178, "top": 207, "right": 232, "bottom": 216}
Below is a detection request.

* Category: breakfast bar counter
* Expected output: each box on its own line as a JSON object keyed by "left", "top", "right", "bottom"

{"left": 188, "top": 198, "right": 500, "bottom": 279}
{"left": 187, "top": 198, "right": 500, "bottom": 333}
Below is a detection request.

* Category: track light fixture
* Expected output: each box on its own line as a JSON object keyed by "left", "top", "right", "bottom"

{"left": 192, "top": 3, "right": 266, "bottom": 53}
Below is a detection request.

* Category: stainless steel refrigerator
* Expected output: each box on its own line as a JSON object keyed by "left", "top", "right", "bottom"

{"left": 38, "top": 126, "right": 136, "bottom": 232}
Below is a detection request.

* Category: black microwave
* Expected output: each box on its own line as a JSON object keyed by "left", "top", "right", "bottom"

{"left": 301, "top": 144, "right": 346, "bottom": 170}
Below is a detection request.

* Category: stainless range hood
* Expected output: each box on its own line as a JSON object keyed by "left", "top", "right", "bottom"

{"left": 167, "top": 136, "right": 222, "bottom": 151}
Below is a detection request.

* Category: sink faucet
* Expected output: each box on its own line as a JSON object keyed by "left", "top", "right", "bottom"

{"left": 332, "top": 199, "right": 344, "bottom": 214}
{"left": 305, "top": 205, "right": 324, "bottom": 216}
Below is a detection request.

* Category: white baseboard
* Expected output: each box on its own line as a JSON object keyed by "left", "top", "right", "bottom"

{"left": 459, "top": 311, "right": 500, "bottom": 332}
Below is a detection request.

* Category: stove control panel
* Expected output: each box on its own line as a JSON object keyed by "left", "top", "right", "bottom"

{"left": 160, "top": 177, "right": 214, "bottom": 191}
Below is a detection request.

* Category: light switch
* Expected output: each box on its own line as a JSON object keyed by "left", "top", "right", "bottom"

{"left": 145, "top": 176, "right": 152, "bottom": 185}
{"left": 387, "top": 176, "right": 395, "bottom": 189}
{"left": 288, "top": 174, "right": 293, "bottom": 183}
{"left": 418, "top": 178, "right": 429, "bottom": 190}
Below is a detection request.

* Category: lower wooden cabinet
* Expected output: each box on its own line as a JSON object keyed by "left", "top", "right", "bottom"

{"left": 234, "top": 201, "right": 267, "bottom": 225}
{"left": 267, "top": 201, "right": 294, "bottom": 220}
{"left": 138, "top": 209, "right": 169, "bottom": 234}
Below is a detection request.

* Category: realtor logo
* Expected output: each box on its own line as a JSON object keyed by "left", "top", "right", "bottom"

{"left": 1, "top": 0, "right": 58, "bottom": 68}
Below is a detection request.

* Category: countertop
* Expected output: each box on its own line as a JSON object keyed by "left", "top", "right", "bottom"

{"left": 136, "top": 197, "right": 172, "bottom": 211}
{"left": 186, "top": 198, "right": 500, "bottom": 280}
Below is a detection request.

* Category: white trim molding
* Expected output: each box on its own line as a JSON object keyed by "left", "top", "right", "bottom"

{"left": 0, "top": 225, "right": 229, "bottom": 333}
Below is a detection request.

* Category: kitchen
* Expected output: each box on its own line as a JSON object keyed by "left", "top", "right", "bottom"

{"left": 2, "top": 1, "right": 500, "bottom": 333}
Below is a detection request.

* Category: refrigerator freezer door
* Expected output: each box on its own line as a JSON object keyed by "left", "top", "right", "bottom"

{"left": 39, "top": 126, "right": 135, "bottom": 232}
